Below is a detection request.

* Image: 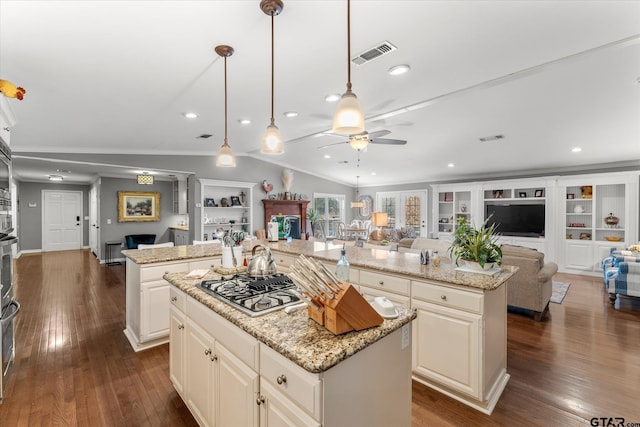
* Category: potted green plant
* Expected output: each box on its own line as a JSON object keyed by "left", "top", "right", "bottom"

{"left": 448, "top": 217, "right": 502, "bottom": 271}
{"left": 307, "top": 207, "right": 319, "bottom": 236}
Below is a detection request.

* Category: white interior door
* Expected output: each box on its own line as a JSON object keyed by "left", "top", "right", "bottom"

{"left": 42, "top": 190, "right": 82, "bottom": 252}
{"left": 89, "top": 185, "right": 98, "bottom": 256}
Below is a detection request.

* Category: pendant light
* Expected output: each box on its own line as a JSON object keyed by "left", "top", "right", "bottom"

{"left": 332, "top": 0, "right": 365, "bottom": 136}
{"left": 260, "top": 0, "right": 285, "bottom": 155}
{"left": 215, "top": 45, "right": 237, "bottom": 167}
{"left": 351, "top": 175, "right": 364, "bottom": 208}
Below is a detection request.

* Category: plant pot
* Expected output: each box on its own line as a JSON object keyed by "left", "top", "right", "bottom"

{"left": 463, "top": 260, "right": 495, "bottom": 271}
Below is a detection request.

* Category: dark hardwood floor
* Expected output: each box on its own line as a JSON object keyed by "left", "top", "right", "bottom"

{"left": 1, "top": 250, "right": 639, "bottom": 426}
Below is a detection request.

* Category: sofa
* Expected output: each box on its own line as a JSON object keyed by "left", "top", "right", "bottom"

{"left": 397, "top": 237, "right": 451, "bottom": 256}
{"left": 602, "top": 249, "right": 640, "bottom": 304}
{"left": 501, "top": 245, "right": 558, "bottom": 321}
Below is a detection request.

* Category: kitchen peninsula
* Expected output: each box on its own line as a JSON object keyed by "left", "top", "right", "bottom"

{"left": 123, "top": 239, "right": 516, "bottom": 417}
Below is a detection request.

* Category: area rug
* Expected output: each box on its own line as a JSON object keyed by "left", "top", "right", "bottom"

{"left": 550, "top": 281, "right": 571, "bottom": 304}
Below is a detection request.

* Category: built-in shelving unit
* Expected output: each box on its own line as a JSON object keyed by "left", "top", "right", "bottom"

{"left": 199, "top": 179, "right": 255, "bottom": 242}
{"left": 436, "top": 191, "right": 472, "bottom": 236}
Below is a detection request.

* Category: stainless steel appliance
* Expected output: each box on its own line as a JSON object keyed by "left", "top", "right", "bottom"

{"left": 0, "top": 137, "right": 18, "bottom": 402}
{"left": 197, "top": 274, "right": 300, "bottom": 317}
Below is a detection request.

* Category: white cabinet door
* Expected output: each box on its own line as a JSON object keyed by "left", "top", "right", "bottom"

{"left": 169, "top": 306, "right": 186, "bottom": 398}
{"left": 412, "top": 298, "right": 481, "bottom": 400}
{"left": 565, "top": 241, "right": 593, "bottom": 270}
{"left": 217, "top": 343, "right": 259, "bottom": 427}
{"left": 259, "top": 380, "right": 321, "bottom": 427}
{"left": 186, "top": 319, "right": 215, "bottom": 427}
{"left": 141, "top": 280, "right": 170, "bottom": 341}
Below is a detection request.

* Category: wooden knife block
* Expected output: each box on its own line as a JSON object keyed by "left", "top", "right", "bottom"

{"left": 307, "top": 281, "right": 384, "bottom": 335}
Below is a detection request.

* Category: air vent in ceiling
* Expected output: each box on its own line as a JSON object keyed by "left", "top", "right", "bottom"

{"left": 352, "top": 41, "right": 397, "bottom": 66}
{"left": 479, "top": 134, "right": 505, "bottom": 142}
{"left": 196, "top": 134, "right": 213, "bottom": 139}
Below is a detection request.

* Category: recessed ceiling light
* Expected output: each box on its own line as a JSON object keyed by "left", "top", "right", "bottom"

{"left": 182, "top": 112, "right": 199, "bottom": 119}
{"left": 325, "top": 93, "right": 341, "bottom": 102}
{"left": 571, "top": 147, "right": 582, "bottom": 153}
{"left": 56, "top": 169, "right": 71, "bottom": 173}
{"left": 371, "top": 172, "right": 377, "bottom": 176}
{"left": 447, "top": 163, "right": 455, "bottom": 168}
{"left": 283, "top": 111, "right": 298, "bottom": 118}
{"left": 238, "top": 119, "right": 251, "bottom": 125}
{"left": 48, "top": 175, "right": 64, "bottom": 181}
{"left": 388, "top": 64, "right": 410, "bottom": 76}
{"left": 323, "top": 154, "right": 331, "bottom": 159}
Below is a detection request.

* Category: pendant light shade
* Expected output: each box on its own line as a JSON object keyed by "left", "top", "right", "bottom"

{"left": 260, "top": 0, "right": 285, "bottom": 155}
{"left": 215, "top": 45, "right": 237, "bottom": 168}
{"left": 333, "top": 0, "right": 365, "bottom": 136}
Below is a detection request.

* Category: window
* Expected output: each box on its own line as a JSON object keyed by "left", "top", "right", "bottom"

{"left": 313, "top": 193, "right": 345, "bottom": 238}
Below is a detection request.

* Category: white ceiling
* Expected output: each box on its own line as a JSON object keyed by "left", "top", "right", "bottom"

{"left": 1, "top": 1, "right": 639, "bottom": 187}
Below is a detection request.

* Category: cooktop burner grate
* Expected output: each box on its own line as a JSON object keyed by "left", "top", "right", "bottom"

{"left": 197, "top": 273, "right": 300, "bottom": 317}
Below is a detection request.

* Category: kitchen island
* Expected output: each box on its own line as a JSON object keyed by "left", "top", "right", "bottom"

{"left": 165, "top": 269, "right": 415, "bottom": 427}
{"left": 123, "top": 239, "right": 517, "bottom": 415}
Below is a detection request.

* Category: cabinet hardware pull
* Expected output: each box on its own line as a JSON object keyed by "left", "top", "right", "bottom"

{"left": 256, "top": 395, "right": 265, "bottom": 405}
{"left": 378, "top": 281, "right": 384, "bottom": 285}
{"left": 2, "top": 127, "right": 9, "bottom": 132}
{"left": 211, "top": 355, "right": 218, "bottom": 362}
{"left": 170, "top": 296, "right": 177, "bottom": 302}
{"left": 178, "top": 324, "right": 184, "bottom": 330}
{"left": 440, "top": 295, "right": 447, "bottom": 300}
{"left": 204, "top": 349, "right": 211, "bottom": 355}
{"left": 276, "top": 374, "right": 287, "bottom": 385}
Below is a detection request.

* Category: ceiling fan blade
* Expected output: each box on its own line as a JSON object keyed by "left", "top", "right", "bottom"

{"left": 366, "top": 130, "right": 391, "bottom": 138}
{"left": 317, "top": 140, "right": 348, "bottom": 149}
{"left": 369, "top": 138, "right": 407, "bottom": 145}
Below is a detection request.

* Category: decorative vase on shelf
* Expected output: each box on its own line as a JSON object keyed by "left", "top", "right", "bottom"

{"left": 573, "top": 205, "right": 584, "bottom": 213}
{"left": 604, "top": 213, "right": 619, "bottom": 227}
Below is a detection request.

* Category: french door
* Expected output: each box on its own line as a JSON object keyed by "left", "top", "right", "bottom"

{"left": 376, "top": 191, "right": 427, "bottom": 237}
{"left": 313, "top": 193, "right": 345, "bottom": 238}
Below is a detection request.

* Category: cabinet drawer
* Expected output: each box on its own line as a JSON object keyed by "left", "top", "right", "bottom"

{"left": 169, "top": 286, "right": 186, "bottom": 312}
{"left": 141, "top": 262, "right": 188, "bottom": 282}
{"left": 359, "top": 270, "right": 410, "bottom": 296}
{"left": 189, "top": 257, "right": 219, "bottom": 271}
{"left": 260, "top": 344, "right": 322, "bottom": 419}
{"left": 187, "top": 297, "right": 259, "bottom": 370}
{"left": 359, "top": 285, "right": 410, "bottom": 308}
{"left": 412, "top": 280, "right": 483, "bottom": 314}
{"left": 273, "top": 253, "right": 296, "bottom": 269}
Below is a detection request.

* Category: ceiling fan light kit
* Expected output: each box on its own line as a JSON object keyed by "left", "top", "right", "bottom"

{"left": 348, "top": 133, "right": 369, "bottom": 150}
{"left": 215, "top": 44, "right": 237, "bottom": 167}
{"left": 260, "top": 0, "right": 285, "bottom": 155}
{"left": 333, "top": 0, "right": 365, "bottom": 136}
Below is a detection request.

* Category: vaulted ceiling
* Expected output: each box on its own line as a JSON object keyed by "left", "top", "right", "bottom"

{"left": 2, "top": 1, "right": 639, "bottom": 186}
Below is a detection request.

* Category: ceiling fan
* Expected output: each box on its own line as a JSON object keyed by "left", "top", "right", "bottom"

{"left": 317, "top": 130, "right": 407, "bottom": 150}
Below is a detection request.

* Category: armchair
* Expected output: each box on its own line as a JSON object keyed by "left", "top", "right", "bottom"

{"left": 605, "top": 258, "right": 640, "bottom": 304}
{"left": 501, "top": 245, "right": 558, "bottom": 321}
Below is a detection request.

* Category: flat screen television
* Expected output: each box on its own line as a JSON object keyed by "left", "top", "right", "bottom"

{"left": 485, "top": 204, "right": 545, "bottom": 237}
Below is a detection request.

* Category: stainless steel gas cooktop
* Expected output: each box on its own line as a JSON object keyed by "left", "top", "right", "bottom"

{"left": 197, "top": 273, "right": 300, "bottom": 317}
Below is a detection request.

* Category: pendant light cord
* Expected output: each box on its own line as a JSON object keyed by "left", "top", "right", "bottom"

{"left": 224, "top": 55, "right": 228, "bottom": 144}
{"left": 271, "top": 14, "right": 275, "bottom": 125}
{"left": 346, "top": 0, "right": 352, "bottom": 92}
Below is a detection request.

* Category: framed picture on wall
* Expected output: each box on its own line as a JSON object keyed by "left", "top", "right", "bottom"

{"left": 118, "top": 191, "right": 160, "bottom": 222}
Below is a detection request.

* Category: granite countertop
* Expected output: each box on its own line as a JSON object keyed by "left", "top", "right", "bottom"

{"left": 122, "top": 243, "right": 223, "bottom": 264}
{"left": 165, "top": 271, "right": 416, "bottom": 374}
{"left": 125, "top": 239, "right": 516, "bottom": 290}
{"left": 265, "top": 240, "right": 516, "bottom": 291}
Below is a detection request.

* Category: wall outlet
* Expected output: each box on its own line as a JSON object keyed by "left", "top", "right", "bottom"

{"left": 107, "top": 219, "right": 111, "bottom": 224}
